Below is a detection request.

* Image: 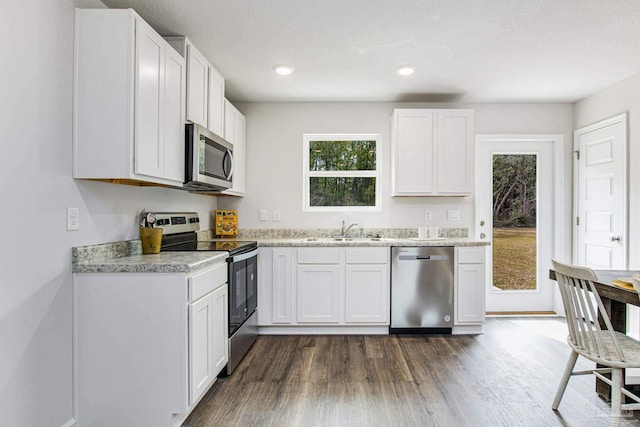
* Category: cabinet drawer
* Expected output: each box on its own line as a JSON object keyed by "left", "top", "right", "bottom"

{"left": 189, "top": 263, "right": 227, "bottom": 301}
{"left": 456, "top": 247, "right": 485, "bottom": 264}
{"left": 297, "top": 248, "right": 340, "bottom": 264}
{"left": 345, "top": 247, "right": 389, "bottom": 264}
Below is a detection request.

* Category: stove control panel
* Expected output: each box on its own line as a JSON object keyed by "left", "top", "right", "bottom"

{"left": 146, "top": 212, "right": 200, "bottom": 234}
{"left": 215, "top": 210, "right": 238, "bottom": 237}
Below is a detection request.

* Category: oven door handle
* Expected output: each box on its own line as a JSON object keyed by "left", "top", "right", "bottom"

{"left": 228, "top": 248, "right": 258, "bottom": 263}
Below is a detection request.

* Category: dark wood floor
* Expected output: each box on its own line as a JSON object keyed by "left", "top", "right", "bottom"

{"left": 183, "top": 318, "right": 640, "bottom": 426}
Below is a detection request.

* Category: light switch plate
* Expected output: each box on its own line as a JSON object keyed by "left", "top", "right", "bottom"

{"left": 259, "top": 209, "right": 268, "bottom": 221}
{"left": 447, "top": 209, "right": 460, "bottom": 221}
{"left": 272, "top": 210, "right": 281, "bottom": 222}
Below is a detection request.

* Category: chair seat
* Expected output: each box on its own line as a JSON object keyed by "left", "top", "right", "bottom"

{"left": 568, "top": 331, "right": 640, "bottom": 368}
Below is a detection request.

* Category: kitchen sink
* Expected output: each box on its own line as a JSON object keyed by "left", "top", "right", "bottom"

{"left": 301, "top": 237, "right": 388, "bottom": 242}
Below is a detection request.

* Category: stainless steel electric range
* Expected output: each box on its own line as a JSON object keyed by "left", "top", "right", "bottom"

{"left": 151, "top": 212, "right": 258, "bottom": 375}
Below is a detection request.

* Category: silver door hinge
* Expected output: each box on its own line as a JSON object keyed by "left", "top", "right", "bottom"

{"left": 576, "top": 217, "right": 580, "bottom": 226}
{"left": 574, "top": 150, "right": 580, "bottom": 160}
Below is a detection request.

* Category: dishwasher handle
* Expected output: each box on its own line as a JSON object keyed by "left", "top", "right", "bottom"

{"left": 398, "top": 254, "right": 449, "bottom": 261}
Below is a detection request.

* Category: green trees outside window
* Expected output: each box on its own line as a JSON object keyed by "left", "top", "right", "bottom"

{"left": 304, "top": 135, "right": 380, "bottom": 210}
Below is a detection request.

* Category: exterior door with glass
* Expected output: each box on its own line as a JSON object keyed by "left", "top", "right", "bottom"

{"left": 476, "top": 136, "right": 559, "bottom": 313}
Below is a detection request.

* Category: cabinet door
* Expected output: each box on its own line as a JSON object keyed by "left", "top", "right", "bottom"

{"left": 345, "top": 264, "right": 389, "bottom": 323}
{"left": 272, "top": 248, "right": 293, "bottom": 324}
{"left": 297, "top": 265, "right": 340, "bottom": 323}
{"left": 436, "top": 110, "right": 474, "bottom": 195}
{"left": 231, "top": 112, "right": 246, "bottom": 194}
{"left": 222, "top": 100, "right": 246, "bottom": 195}
{"left": 134, "top": 18, "right": 165, "bottom": 178}
{"left": 186, "top": 44, "right": 209, "bottom": 127}
{"left": 456, "top": 264, "right": 486, "bottom": 324}
{"left": 163, "top": 46, "right": 186, "bottom": 183}
{"left": 207, "top": 67, "right": 225, "bottom": 136}
{"left": 392, "top": 109, "right": 434, "bottom": 195}
{"left": 211, "top": 285, "right": 228, "bottom": 375}
{"left": 224, "top": 99, "right": 236, "bottom": 143}
{"left": 188, "top": 293, "right": 214, "bottom": 405}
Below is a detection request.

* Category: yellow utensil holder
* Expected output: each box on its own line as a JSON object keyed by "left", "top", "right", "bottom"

{"left": 140, "top": 227, "right": 162, "bottom": 254}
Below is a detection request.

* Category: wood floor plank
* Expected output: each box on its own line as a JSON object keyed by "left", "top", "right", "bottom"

{"left": 183, "top": 318, "right": 640, "bottom": 427}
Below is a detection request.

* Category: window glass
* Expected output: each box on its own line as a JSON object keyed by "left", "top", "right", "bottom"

{"left": 303, "top": 134, "right": 381, "bottom": 211}
{"left": 309, "top": 140, "right": 377, "bottom": 171}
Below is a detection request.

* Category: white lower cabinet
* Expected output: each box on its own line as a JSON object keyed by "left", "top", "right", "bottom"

{"left": 258, "top": 247, "right": 390, "bottom": 332}
{"left": 188, "top": 284, "right": 228, "bottom": 405}
{"left": 454, "top": 247, "right": 486, "bottom": 332}
{"left": 345, "top": 264, "right": 389, "bottom": 323}
{"left": 259, "top": 245, "right": 486, "bottom": 334}
{"left": 297, "top": 264, "right": 341, "bottom": 323}
{"left": 189, "top": 292, "right": 215, "bottom": 404}
{"left": 74, "top": 262, "right": 228, "bottom": 426}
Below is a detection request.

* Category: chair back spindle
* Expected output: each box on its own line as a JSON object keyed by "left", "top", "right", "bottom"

{"left": 552, "top": 259, "right": 626, "bottom": 363}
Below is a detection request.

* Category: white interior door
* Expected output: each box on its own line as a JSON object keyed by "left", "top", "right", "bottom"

{"left": 574, "top": 113, "right": 627, "bottom": 269}
{"left": 477, "top": 136, "right": 560, "bottom": 313}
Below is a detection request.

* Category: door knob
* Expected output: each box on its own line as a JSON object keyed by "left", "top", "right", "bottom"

{"left": 610, "top": 235, "right": 622, "bottom": 243}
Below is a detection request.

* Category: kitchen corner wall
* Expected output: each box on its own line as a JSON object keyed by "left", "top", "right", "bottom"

{"left": 1, "top": 1, "right": 217, "bottom": 426}
{"left": 574, "top": 72, "right": 640, "bottom": 269}
{"left": 219, "top": 102, "right": 573, "bottom": 240}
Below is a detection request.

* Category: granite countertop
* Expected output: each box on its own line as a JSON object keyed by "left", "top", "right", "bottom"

{"left": 255, "top": 237, "right": 488, "bottom": 247}
{"left": 73, "top": 251, "right": 228, "bottom": 274}
{"left": 72, "top": 227, "right": 486, "bottom": 274}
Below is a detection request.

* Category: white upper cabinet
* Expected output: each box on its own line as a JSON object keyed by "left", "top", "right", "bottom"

{"left": 222, "top": 100, "right": 246, "bottom": 196}
{"left": 208, "top": 67, "right": 225, "bottom": 136}
{"left": 392, "top": 109, "right": 474, "bottom": 196}
{"left": 165, "top": 37, "right": 225, "bottom": 137}
{"left": 163, "top": 46, "right": 187, "bottom": 182}
{"left": 74, "top": 9, "right": 185, "bottom": 186}
{"left": 186, "top": 43, "right": 209, "bottom": 127}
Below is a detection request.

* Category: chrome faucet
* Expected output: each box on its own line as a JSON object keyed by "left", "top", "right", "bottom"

{"left": 341, "top": 220, "right": 358, "bottom": 237}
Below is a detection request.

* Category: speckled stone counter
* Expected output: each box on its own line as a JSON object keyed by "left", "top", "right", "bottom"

{"left": 236, "top": 227, "right": 469, "bottom": 240}
{"left": 72, "top": 240, "right": 228, "bottom": 273}
{"left": 255, "top": 237, "right": 488, "bottom": 247}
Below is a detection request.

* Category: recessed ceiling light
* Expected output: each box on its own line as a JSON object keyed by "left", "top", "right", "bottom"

{"left": 396, "top": 65, "right": 415, "bottom": 76}
{"left": 273, "top": 64, "right": 295, "bottom": 76}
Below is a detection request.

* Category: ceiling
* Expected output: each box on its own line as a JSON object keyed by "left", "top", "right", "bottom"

{"left": 101, "top": 0, "right": 640, "bottom": 103}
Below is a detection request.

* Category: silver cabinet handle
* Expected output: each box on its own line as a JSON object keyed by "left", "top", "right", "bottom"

{"left": 480, "top": 233, "right": 486, "bottom": 239}
{"left": 480, "top": 220, "right": 485, "bottom": 226}
{"left": 611, "top": 235, "right": 622, "bottom": 242}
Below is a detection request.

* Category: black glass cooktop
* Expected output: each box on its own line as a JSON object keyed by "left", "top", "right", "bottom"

{"left": 160, "top": 230, "right": 257, "bottom": 256}
{"left": 167, "top": 240, "right": 257, "bottom": 255}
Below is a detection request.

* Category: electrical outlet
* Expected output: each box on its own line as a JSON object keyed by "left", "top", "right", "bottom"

{"left": 273, "top": 210, "right": 281, "bottom": 222}
{"left": 447, "top": 209, "right": 460, "bottom": 221}
{"left": 67, "top": 207, "right": 80, "bottom": 231}
{"left": 424, "top": 210, "right": 432, "bottom": 221}
{"left": 259, "top": 209, "right": 268, "bottom": 221}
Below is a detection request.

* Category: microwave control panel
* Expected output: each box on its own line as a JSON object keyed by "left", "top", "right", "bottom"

{"left": 215, "top": 210, "right": 238, "bottom": 237}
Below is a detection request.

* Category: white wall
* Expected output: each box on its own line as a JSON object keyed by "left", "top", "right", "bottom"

{"left": 574, "top": 72, "right": 640, "bottom": 269}
{"left": 0, "top": 1, "right": 217, "bottom": 425}
{"left": 220, "top": 102, "right": 573, "bottom": 240}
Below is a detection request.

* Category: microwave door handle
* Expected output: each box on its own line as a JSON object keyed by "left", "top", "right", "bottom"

{"left": 223, "top": 149, "right": 234, "bottom": 180}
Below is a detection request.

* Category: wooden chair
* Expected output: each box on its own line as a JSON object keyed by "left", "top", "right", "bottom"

{"left": 552, "top": 259, "right": 640, "bottom": 420}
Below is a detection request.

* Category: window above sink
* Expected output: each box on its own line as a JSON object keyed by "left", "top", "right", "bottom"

{"left": 302, "top": 133, "right": 381, "bottom": 212}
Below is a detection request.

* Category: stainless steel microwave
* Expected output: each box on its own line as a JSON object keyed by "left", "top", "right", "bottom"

{"left": 184, "top": 124, "right": 233, "bottom": 191}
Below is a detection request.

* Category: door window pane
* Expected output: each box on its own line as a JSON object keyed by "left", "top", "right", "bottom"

{"left": 492, "top": 154, "right": 537, "bottom": 291}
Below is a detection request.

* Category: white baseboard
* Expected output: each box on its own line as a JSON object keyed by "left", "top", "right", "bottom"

{"left": 259, "top": 325, "right": 388, "bottom": 335}
{"left": 61, "top": 419, "right": 76, "bottom": 427}
{"left": 452, "top": 325, "right": 483, "bottom": 335}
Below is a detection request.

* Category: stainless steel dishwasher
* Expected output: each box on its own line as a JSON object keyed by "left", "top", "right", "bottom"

{"left": 390, "top": 246, "right": 455, "bottom": 333}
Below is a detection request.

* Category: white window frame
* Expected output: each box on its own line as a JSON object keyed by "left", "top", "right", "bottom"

{"left": 303, "top": 133, "right": 382, "bottom": 212}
